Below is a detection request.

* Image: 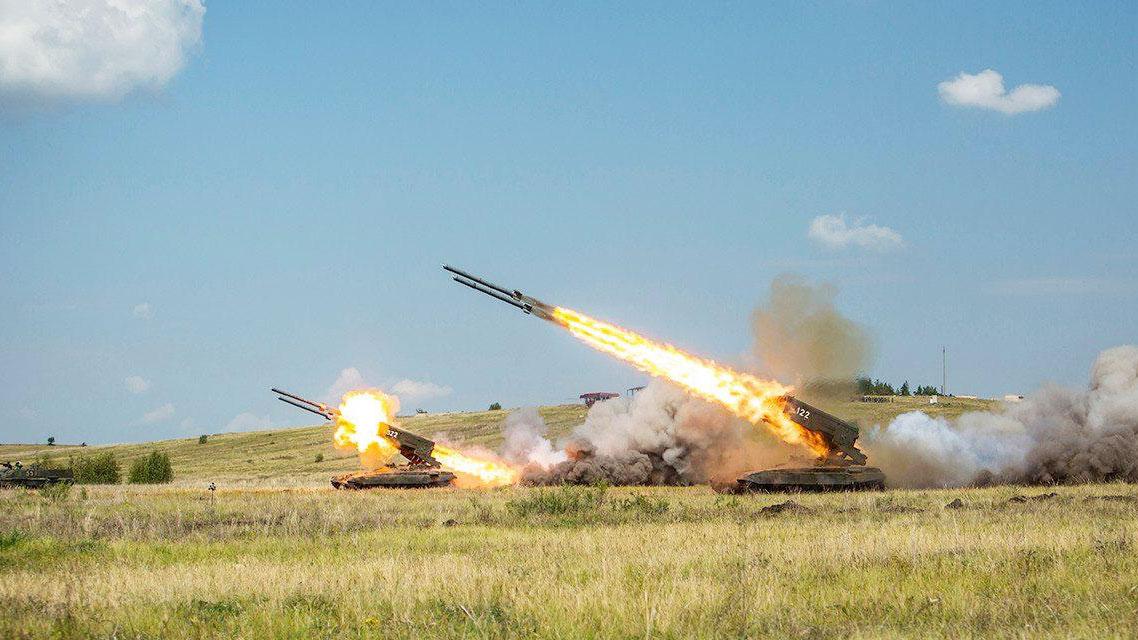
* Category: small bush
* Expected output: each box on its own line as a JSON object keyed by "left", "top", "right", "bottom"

{"left": 198, "top": 434, "right": 208, "bottom": 445}
{"left": 488, "top": 402, "right": 502, "bottom": 411}
{"left": 40, "top": 482, "right": 72, "bottom": 502}
{"left": 0, "top": 530, "right": 25, "bottom": 550}
{"left": 314, "top": 453, "right": 324, "bottom": 463}
{"left": 506, "top": 485, "right": 607, "bottom": 517}
{"left": 128, "top": 451, "right": 173, "bottom": 484}
{"left": 72, "top": 452, "right": 121, "bottom": 484}
{"left": 611, "top": 493, "right": 669, "bottom": 515}
{"left": 47, "top": 436, "right": 55, "bottom": 446}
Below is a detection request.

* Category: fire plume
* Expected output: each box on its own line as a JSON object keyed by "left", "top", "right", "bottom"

{"left": 334, "top": 389, "right": 401, "bottom": 461}
{"left": 432, "top": 445, "right": 517, "bottom": 487}
{"left": 551, "top": 307, "right": 830, "bottom": 456}
{"left": 333, "top": 388, "right": 518, "bottom": 486}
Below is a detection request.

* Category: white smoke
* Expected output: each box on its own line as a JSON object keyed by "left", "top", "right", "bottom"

{"left": 501, "top": 407, "right": 566, "bottom": 469}
{"left": 865, "top": 345, "right": 1138, "bottom": 487}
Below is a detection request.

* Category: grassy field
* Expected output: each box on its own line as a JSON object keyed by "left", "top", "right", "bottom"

{"left": 2, "top": 396, "right": 996, "bottom": 487}
{"left": 1, "top": 482, "right": 1135, "bottom": 639}
{"left": 11, "top": 396, "right": 1126, "bottom": 639}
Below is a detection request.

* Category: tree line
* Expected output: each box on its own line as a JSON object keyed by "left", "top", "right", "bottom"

{"left": 856, "top": 377, "right": 941, "bottom": 396}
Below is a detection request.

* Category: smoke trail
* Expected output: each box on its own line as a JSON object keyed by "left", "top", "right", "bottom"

{"left": 865, "top": 345, "right": 1138, "bottom": 487}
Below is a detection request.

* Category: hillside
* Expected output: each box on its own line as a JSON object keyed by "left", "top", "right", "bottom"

{"left": 2, "top": 396, "right": 999, "bottom": 486}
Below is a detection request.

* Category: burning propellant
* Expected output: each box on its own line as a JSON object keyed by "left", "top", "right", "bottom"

{"left": 444, "top": 265, "right": 830, "bottom": 459}
{"left": 272, "top": 387, "right": 516, "bottom": 488}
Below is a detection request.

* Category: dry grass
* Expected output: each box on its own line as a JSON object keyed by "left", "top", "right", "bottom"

{"left": 1, "top": 482, "right": 1135, "bottom": 639}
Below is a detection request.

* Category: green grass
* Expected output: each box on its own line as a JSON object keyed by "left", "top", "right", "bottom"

{"left": 0, "top": 482, "right": 1134, "bottom": 639}
{"left": 2, "top": 398, "right": 997, "bottom": 487}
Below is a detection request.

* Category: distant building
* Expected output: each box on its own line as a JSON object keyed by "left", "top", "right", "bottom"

{"left": 580, "top": 392, "right": 620, "bottom": 407}
{"left": 1003, "top": 394, "right": 1025, "bottom": 403}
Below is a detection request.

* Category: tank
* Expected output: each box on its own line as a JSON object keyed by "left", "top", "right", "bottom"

{"left": 0, "top": 461, "right": 74, "bottom": 489}
{"left": 733, "top": 397, "right": 888, "bottom": 493}
{"left": 735, "top": 465, "right": 886, "bottom": 492}
{"left": 331, "top": 466, "right": 456, "bottom": 489}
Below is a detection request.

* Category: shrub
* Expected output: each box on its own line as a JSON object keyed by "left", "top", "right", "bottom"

{"left": 128, "top": 451, "right": 173, "bottom": 484}
{"left": 47, "top": 437, "right": 55, "bottom": 446}
{"left": 40, "top": 482, "right": 72, "bottom": 502}
{"left": 198, "top": 434, "right": 208, "bottom": 445}
{"left": 72, "top": 452, "right": 121, "bottom": 484}
{"left": 488, "top": 402, "right": 502, "bottom": 411}
{"left": 611, "top": 493, "right": 669, "bottom": 515}
{"left": 506, "top": 485, "right": 607, "bottom": 517}
{"left": 314, "top": 453, "right": 324, "bottom": 463}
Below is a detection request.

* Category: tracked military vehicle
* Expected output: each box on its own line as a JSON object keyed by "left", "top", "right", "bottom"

{"left": 734, "top": 396, "right": 886, "bottom": 492}
{"left": 0, "top": 461, "right": 74, "bottom": 489}
{"left": 272, "top": 388, "right": 456, "bottom": 489}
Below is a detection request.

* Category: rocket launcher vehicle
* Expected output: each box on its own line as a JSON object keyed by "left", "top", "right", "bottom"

{"left": 272, "top": 388, "right": 455, "bottom": 488}
{"left": 443, "top": 264, "right": 885, "bottom": 491}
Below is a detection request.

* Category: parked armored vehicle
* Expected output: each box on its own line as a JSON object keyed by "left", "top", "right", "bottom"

{"left": 0, "top": 461, "right": 74, "bottom": 489}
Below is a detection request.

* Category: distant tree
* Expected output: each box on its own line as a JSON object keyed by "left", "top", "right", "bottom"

{"left": 47, "top": 436, "right": 55, "bottom": 446}
{"left": 899, "top": 381, "right": 910, "bottom": 396}
{"left": 314, "top": 453, "right": 324, "bottom": 463}
{"left": 488, "top": 402, "right": 502, "bottom": 411}
{"left": 856, "top": 377, "right": 873, "bottom": 395}
{"left": 80, "top": 442, "right": 87, "bottom": 447}
{"left": 914, "top": 385, "right": 940, "bottom": 396}
{"left": 72, "top": 452, "right": 122, "bottom": 484}
{"left": 198, "top": 434, "right": 208, "bottom": 445}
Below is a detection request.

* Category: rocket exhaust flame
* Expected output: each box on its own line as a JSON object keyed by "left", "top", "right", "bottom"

{"left": 443, "top": 265, "right": 831, "bottom": 457}
{"left": 550, "top": 307, "right": 830, "bottom": 456}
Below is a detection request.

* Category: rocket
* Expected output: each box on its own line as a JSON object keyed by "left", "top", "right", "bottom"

{"left": 443, "top": 264, "right": 556, "bottom": 322}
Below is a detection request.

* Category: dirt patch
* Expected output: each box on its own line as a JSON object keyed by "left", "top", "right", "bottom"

{"left": 1083, "top": 495, "right": 1137, "bottom": 503}
{"left": 760, "top": 500, "right": 811, "bottom": 515}
{"left": 945, "top": 498, "right": 965, "bottom": 510}
{"left": 1008, "top": 492, "right": 1058, "bottom": 504}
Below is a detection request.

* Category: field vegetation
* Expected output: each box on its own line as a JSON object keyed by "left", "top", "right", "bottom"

{"left": 6, "top": 397, "right": 1120, "bottom": 639}
{"left": 0, "top": 482, "right": 1135, "bottom": 638}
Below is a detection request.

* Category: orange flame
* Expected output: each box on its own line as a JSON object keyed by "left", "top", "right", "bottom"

{"left": 334, "top": 389, "right": 401, "bottom": 463}
{"left": 551, "top": 307, "right": 829, "bottom": 456}
{"left": 433, "top": 445, "right": 517, "bottom": 487}
{"left": 333, "top": 388, "right": 519, "bottom": 485}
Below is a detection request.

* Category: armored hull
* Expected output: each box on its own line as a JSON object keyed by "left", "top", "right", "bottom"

{"left": 736, "top": 465, "right": 886, "bottom": 492}
{"left": 331, "top": 468, "right": 456, "bottom": 489}
{"left": 0, "top": 465, "right": 74, "bottom": 489}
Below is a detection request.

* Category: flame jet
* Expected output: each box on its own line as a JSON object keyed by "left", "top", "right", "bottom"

{"left": 443, "top": 264, "right": 885, "bottom": 490}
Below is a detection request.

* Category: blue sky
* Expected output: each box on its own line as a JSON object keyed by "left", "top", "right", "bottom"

{"left": 1, "top": 2, "right": 1135, "bottom": 444}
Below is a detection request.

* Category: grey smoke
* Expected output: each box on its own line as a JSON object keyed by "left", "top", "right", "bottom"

{"left": 509, "top": 381, "right": 798, "bottom": 486}
{"left": 865, "top": 345, "right": 1138, "bottom": 487}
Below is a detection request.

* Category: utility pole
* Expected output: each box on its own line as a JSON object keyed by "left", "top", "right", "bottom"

{"left": 941, "top": 346, "right": 947, "bottom": 396}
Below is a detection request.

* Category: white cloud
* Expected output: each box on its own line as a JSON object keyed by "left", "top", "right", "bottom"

{"left": 391, "top": 379, "right": 453, "bottom": 402}
{"left": 139, "top": 403, "right": 174, "bottom": 424}
{"left": 938, "top": 69, "right": 1060, "bottom": 115}
{"left": 124, "top": 375, "right": 150, "bottom": 394}
{"left": 986, "top": 277, "right": 1130, "bottom": 296}
{"left": 0, "top": 0, "right": 205, "bottom": 106}
{"left": 225, "top": 412, "right": 273, "bottom": 432}
{"left": 325, "top": 367, "right": 368, "bottom": 403}
{"left": 807, "top": 214, "right": 904, "bottom": 252}
{"left": 132, "top": 302, "right": 152, "bottom": 319}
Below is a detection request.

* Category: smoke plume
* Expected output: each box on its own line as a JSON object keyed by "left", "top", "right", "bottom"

{"left": 750, "top": 274, "right": 873, "bottom": 395}
{"left": 503, "top": 276, "right": 869, "bottom": 485}
{"left": 865, "top": 345, "right": 1138, "bottom": 487}
{"left": 508, "top": 381, "right": 799, "bottom": 486}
